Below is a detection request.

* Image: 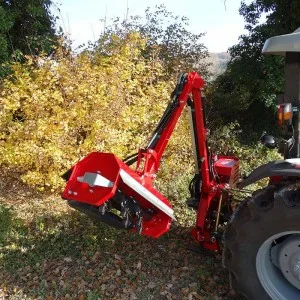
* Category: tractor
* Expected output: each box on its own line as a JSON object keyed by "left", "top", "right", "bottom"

{"left": 62, "top": 28, "right": 300, "bottom": 299}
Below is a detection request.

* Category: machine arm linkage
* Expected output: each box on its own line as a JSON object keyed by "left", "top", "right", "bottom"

{"left": 135, "top": 72, "right": 207, "bottom": 181}
{"left": 62, "top": 72, "right": 239, "bottom": 252}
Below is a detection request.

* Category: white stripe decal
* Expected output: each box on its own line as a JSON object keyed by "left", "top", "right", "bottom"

{"left": 119, "top": 170, "right": 176, "bottom": 220}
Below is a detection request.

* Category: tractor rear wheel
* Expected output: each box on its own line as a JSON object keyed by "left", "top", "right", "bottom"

{"left": 223, "top": 184, "right": 300, "bottom": 299}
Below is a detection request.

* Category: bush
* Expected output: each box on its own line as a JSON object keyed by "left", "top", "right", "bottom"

{"left": 0, "top": 33, "right": 197, "bottom": 191}
{"left": 0, "top": 33, "right": 281, "bottom": 195}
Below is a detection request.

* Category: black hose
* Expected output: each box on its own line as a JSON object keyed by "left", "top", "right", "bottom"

{"left": 123, "top": 153, "right": 139, "bottom": 166}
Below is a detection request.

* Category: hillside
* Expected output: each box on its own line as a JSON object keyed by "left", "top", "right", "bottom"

{"left": 206, "top": 52, "right": 230, "bottom": 80}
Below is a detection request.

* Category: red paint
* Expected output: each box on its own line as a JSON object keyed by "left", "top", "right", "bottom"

{"left": 62, "top": 72, "right": 239, "bottom": 252}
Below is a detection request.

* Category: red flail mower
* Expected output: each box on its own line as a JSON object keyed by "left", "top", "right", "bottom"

{"left": 63, "top": 29, "right": 300, "bottom": 299}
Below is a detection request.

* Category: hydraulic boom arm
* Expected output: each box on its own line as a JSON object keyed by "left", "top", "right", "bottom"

{"left": 62, "top": 72, "right": 239, "bottom": 251}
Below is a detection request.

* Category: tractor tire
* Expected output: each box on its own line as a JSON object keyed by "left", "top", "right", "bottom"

{"left": 223, "top": 184, "right": 300, "bottom": 300}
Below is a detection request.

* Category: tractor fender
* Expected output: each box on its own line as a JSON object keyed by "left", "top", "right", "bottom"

{"left": 238, "top": 159, "right": 300, "bottom": 189}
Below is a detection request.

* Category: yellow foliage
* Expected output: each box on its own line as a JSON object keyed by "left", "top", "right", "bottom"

{"left": 0, "top": 33, "right": 194, "bottom": 191}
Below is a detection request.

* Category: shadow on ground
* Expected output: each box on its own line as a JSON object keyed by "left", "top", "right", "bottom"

{"left": 0, "top": 184, "right": 244, "bottom": 300}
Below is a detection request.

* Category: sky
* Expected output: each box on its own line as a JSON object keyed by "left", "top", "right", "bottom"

{"left": 53, "top": 0, "right": 251, "bottom": 53}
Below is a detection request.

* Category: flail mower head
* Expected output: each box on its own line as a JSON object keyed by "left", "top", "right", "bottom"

{"left": 62, "top": 152, "right": 175, "bottom": 238}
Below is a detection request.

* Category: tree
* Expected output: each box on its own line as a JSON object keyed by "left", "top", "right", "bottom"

{"left": 0, "top": 0, "right": 57, "bottom": 75}
{"left": 209, "top": 0, "right": 300, "bottom": 140}
{"left": 92, "top": 5, "right": 209, "bottom": 79}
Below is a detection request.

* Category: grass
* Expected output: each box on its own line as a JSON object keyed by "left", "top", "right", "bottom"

{"left": 0, "top": 179, "right": 243, "bottom": 300}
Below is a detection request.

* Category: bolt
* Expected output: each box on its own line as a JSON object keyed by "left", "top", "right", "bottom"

{"left": 89, "top": 189, "right": 93, "bottom": 193}
{"left": 96, "top": 170, "right": 101, "bottom": 174}
{"left": 73, "top": 192, "right": 78, "bottom": 196}
{"left": 210, "top": 236, "right": 216, "bottom": 243}
{"left": 68, "top": 190, "right": 72, "bottom": 195}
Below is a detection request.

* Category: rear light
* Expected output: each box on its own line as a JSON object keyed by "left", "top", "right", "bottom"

{"left": 278, "top": 103, "right": 292, "bottom": 125}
